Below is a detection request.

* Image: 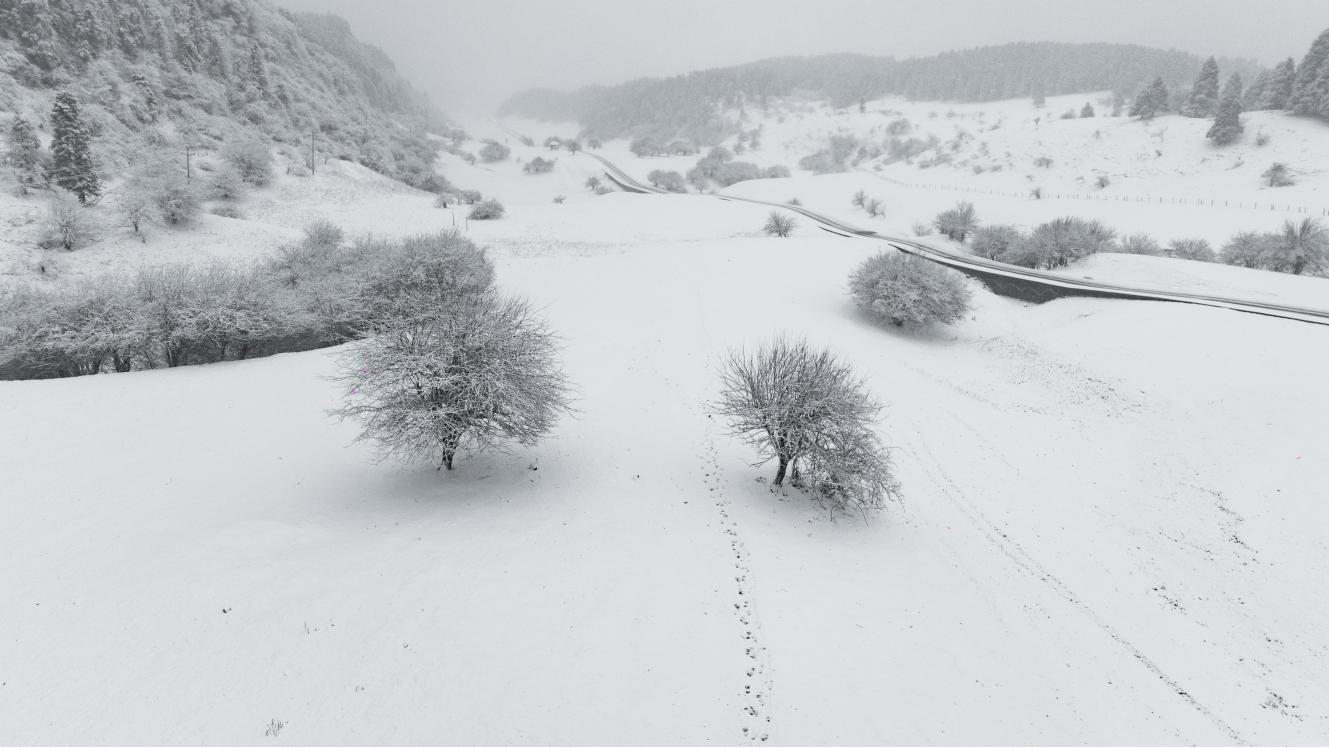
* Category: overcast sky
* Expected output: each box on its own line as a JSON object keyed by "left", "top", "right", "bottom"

{"left": 275, "top": 0, "right": 1329, "bottom": 114}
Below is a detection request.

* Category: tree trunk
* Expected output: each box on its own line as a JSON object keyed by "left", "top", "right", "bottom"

{"left": 773, "top": 454, "right": 789, "bottom": 486}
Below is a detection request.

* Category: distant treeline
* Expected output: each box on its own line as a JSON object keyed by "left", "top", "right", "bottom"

{"left": 499, "top": 43, "right": 1262, "bottom": 145}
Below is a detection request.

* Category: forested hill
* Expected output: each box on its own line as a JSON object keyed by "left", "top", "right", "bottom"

{"left": 499, "top": 42, "right": 1263, "bottom": 144}
{"left": 0, "top": 0, "right": 451, "bottom": 189}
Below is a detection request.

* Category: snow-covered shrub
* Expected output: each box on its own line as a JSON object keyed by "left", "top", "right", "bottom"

{"left": 479, "top": 140, "right": 510, "bottom": 163}
{"left": 1119, "top": 233, "right": 1162, "bottom": 255}
{"left": 849, "top": 251, "right": 972, "bottom": 328}
{"left": 120, "top": 189, "right": 153, "bottom": 237}
{"left": 971, "top": 224, "right": 1024, "bottom": 261}
{"left": 332, "top": 292, "right": 572, "bottom": 470}
{"left": 1167, "top": 238, "right": 1215, "bottom": 262}
{"left": 523, "top": 157, "right": 554, "bottom": 174}
{"left": 713, "top": 161, "right": 762, "bottom": 187}
{"left": 353, "top": 231, "right": 496, "bottom": 329}
{"left": 154, "top": 176, "right": 201, "bottom": 225}
{"left": 647, "top": 169, "right": 686, "bottom": 192}
{"left": 40, "top": 191, "right": 96, "bottom": 251}
{"left": 209, "top": 164, "right": 246, "bottom": 200}
{"left": 1008, "top": 217, "right": 1116, "bottom": 269}
{"left": 222, "top": 137, "right": 273, "bottom": 186}
{"left": 131, "top": 264, "right": 308, "bottom": 366}
{"left": 714, "top": 337, "right": 898, "bottom": 513}
{"left": 799, "top": 151, "right": 837, "bottom": 173}
{"left": 629, "top": 136, "right": 662, "bottom": 157}
{"left": 303, "top": 219, "right": 344, "bottom": 248}
{"left": 0, "top": 286, "right": 83, "bottom": 379}
{"left": 1220, "top": 232, "right": 1274, "bottom": 268}
{"left": 865, "top": 198, "right": 884, "bottom": 218}
{"left": 1266, "top": 218, "right": 1327, "bottom": 275}
{"left": 911, "top": 222, "right": 933, "bottom": 236}
{"left": 852, "top": 190, "right": 868, "bottom": 208}
{"left": 933, "top": 201, "right": 978, "bottom": 242}
{"left": 763, "top": 165, "right": 791, "bottom": 178}
{"left": 763, "top": 211, "right": 795, "bottom": 237}
{"left": 468, "top": 199, "right": 505, "bottom": 219}
{"left": 211, "top": 204, "right": 244, "bottom": 219}
{"left": 125, "top": 146, "right": 200, "bottom": 226}
{"left": 552, "top": 195, "right": 565, "bottom": 204}
{"left": 1262, "top": 162, "right": 1293, "bottom": 187}
{"left": 459, "top": 190, "right": 482, "bottom": 205}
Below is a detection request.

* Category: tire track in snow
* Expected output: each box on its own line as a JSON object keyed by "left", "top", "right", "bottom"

{"left": 701, "top": 433, "right": 773, "bottom": 744}
{"left": 899, "top": 416, "right": 1247, "bottom": 745}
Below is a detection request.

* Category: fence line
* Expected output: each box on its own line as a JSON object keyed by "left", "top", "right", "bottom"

{"left": 861, "top": 171, "right": 1327, "bottom": 216}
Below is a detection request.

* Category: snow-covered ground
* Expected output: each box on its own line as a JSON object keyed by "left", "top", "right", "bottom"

{"left": 3, "top": 99, "right": 1329, "bottom": 744}
{"left": 518, "top": 92, "right": 1329, "bottom": 248}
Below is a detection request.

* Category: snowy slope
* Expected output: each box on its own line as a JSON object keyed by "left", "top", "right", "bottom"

{"left": 3, "top": 199, "right": 1329, "bottom": 743}
{"left": 3, "top": 99, "right": 1329, "bottom": 744}
{"left": 563, "top": 91, "right": 1329, "bottom": 250}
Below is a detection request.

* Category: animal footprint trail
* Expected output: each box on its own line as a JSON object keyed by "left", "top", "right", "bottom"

{"left": 701, "top": 436, "right": 773, "bottom": 744}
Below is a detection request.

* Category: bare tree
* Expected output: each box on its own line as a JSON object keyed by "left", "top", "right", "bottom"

{"left": 933, "top": 200, "right": 978, "bottom": 241}
{"left": 41, "top": 190, "right": 96, "bottom": 250}
{"left": 333, "top": 293, "right": 573, "bottom": 470}
{"left": 714, "top": 338, "right": 897, "bottom": 513}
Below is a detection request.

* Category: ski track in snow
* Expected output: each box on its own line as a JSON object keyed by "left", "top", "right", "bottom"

{"left": 897, "top": 413, "right": 1247, "bottom": 745}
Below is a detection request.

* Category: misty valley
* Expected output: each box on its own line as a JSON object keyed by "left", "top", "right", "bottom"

{"left": 2, "top": 1, "right": 1329, "bottom": 745}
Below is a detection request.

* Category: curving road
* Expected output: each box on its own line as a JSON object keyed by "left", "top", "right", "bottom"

{"left": 584, "top": 150, "right": 1329, "bottom": 327}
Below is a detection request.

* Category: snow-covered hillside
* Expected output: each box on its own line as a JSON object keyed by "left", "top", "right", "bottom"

{"left": 3, "top": 99, "right": 1329, "bottom": 744}
{"left": 548, "top": 92, "right": 1329, "bottom": 248}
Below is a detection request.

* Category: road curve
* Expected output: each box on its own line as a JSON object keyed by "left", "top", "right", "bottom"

{"left": 584, "top": 151, "right": 1329, "bottom": 327}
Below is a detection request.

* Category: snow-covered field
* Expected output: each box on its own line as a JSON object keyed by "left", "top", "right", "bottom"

{"left": 3, "top": 100, "right": 1329, "bottom": 744}
{"left": 506, "top": 91, "right": 1329, "bottom": 247}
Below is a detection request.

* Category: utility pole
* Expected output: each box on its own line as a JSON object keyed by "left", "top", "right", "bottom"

{"left": 308, "top": 128, "right": 316, "bottom": 177}
{"left": 184, "top": 143, "right": 196, "bottom": 181}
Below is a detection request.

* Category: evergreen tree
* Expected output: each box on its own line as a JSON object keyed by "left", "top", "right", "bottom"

{"left": 6, "top": 115, "right": 43, "bottom": 190}
{"left": 49, "top": 92, "right": 99, "bottom": 204}
{"left": 1207, "top": 73, "right": 1244, "bottom": 146}
{"left": 1243, "top": 71, "right": 1269, "bottom": 110}
{"left": 1291, "top": 28, "right": 1329, "bottom": 115}
{"left": 248, "top": 43, "right": 268, "bottom": 96}
{"left": 1131, "top": 77, "right": 1170, "bottom": 119}
{"left": 1265, "top": 57, "right": 1296, "bottom": 109}
{"left": 1181, "top": 56, "right": 1220, "bottom": 117}
{"left": 14, "top": 0, "right": 60, "bottom": 70}
{"left": 1080, "top": 102, "right": 1095, "bottom": 118}
{"left": 130, "top": 71, "right": 159, "bottom": 123}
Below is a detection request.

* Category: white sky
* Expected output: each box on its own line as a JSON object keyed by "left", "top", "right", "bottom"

{"left": 275, "top": 0, "right": 1329, "bottom": 114}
